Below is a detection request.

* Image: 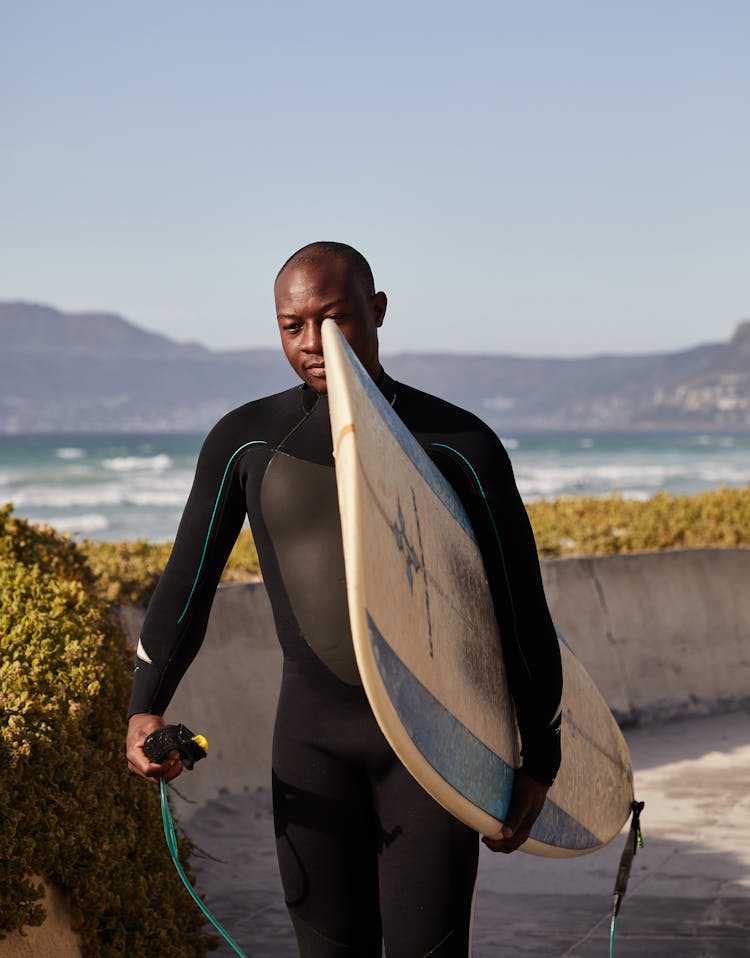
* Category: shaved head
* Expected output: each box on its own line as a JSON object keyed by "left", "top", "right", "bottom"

{"left": 276, "top": 242, "right": 375, "bottom": 296}
{"left": 274, "top": 241, "right": 387, "bottom": 392}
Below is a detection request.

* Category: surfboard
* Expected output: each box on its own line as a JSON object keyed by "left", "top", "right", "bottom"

{"left": 322, "top": 319, "right": 634, "bottom": 858}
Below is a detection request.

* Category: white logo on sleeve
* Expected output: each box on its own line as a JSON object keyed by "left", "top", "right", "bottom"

{"left": 136, "top": 638, "right": 153, "bottom": 665}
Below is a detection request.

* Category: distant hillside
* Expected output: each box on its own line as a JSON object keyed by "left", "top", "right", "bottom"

{"left": 0, "top": 302, "right": 290, "bottom": 432}
{"left": 1, "top": 301, "right": 748, "bottom": 433}
{"left": 386, "top": 327, "right": 749, "bottom": 431}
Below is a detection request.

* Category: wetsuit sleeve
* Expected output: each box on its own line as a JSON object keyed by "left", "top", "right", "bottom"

{"left": 430, "top": 431, "right": 562, "bottom": 786}
{"left": 127, "top": 421, "right": 248, "bottom": 718}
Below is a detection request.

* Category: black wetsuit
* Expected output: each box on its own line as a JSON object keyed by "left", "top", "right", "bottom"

{"left": 129, "top": 372, "right": 562, "bottom": 957}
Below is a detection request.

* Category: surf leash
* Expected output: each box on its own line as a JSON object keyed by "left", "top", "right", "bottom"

{"left": 143, "top": 724, "right": 250, "bottom": 958}
{"left": 609, "top": 800, "right": 644, "bottom": 957}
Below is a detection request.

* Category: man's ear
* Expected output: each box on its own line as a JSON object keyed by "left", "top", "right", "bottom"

{"left": 373, "top": 291, "right": 387, "bottom": 328}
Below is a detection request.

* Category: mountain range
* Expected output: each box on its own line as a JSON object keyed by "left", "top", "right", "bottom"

{"left": 1, "top": 301, "right": 749, "bottom": 433}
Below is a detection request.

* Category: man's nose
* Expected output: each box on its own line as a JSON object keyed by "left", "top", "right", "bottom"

{"left": 301, "top": 322, "right": 323, "bottom": 353}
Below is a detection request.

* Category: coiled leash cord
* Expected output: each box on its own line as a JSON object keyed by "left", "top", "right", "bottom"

{"left": 144, "top": 724, "right": 250, "bottom": 958}
{"left": 609, "top": 800, "right": 645, "bottom": 957}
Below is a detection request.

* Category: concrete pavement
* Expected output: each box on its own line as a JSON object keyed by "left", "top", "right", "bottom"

{"left": 180, "top": 709, "right": 750, "bottom": 957}
{"left": 473, "top": 709, "right": 750, "bottom": 957}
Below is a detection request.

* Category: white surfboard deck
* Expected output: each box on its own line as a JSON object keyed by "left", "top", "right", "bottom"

{"left": 322, "top": 320, "right": 634, "bottom": 857}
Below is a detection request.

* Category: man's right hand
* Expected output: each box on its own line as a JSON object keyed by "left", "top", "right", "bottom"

{"left": 126, "top": 712, "right": 184, "bottom": 784}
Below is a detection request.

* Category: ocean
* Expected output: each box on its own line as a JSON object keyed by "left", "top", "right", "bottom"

{"left": 2, "top": 431, "right": 750, "bottom": 543}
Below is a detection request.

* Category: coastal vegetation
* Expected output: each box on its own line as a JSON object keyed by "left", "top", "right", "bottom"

{"left": 82, "top": 528, "right": 261, "bottom": 607}
{"left": 527, "top": 487, "right": 750, "bottom": 557}
{"left": 0, "top": 506, "right": 209, "bottom": 956}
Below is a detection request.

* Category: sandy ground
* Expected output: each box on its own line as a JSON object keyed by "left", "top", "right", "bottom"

{"left": 182, "top": 709, "right": 750, "bottom": 957}
{"left": 0, "top": 881, "right": 81, "bottom": 958}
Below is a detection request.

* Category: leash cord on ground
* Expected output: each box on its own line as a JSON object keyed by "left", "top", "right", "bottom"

{"left": 159, "top": 777, "right": 250, "bottom": 958}
{"left": 608, "top": 913, "right": 617, "bottom": 958}
{"left": 609, "top": 800, "right": 645, "bottom": 957}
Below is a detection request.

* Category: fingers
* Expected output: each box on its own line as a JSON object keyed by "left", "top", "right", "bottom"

{"left": 481, "top": 819, "right": 530, "bottom": 854}
{"left": 126, "top": 713, "right": 184, "bottom": 784}
{"left": 156, "top": 750, "right": 184, "bottom": 783}
{"left": 128, "top": 741, "right": 184, "bottom": 785}
{"left": 482, "top": 770, "right": 550, "bottom": 854}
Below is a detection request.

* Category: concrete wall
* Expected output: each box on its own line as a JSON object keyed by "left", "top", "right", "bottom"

{"left": 120, "top": 549, "right": 750, "bottom": 809}
{"left": 120, "top": 583, "right": 281, "bottom": 814}
{"left": 541, "top": 548, "right": 750, "bottom": 724}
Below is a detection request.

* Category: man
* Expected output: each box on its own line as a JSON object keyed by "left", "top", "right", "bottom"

{"left": 127, "top": 242, "right": 562, "bottom": 957}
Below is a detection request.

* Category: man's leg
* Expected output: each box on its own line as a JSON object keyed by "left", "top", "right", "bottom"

{"left": 374, "top": 759, "right": 479, "bottom": 958}
{"left": 272, "top": 755, "right": 382, "bottom": 957}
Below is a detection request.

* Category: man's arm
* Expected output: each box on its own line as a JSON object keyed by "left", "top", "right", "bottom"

{"left": 127, "top": 419, "right": 248, "bottom": 770}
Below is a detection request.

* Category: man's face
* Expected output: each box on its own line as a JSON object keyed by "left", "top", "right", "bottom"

{"left": 275, "top": 257, "right": 387, "bottom": 392}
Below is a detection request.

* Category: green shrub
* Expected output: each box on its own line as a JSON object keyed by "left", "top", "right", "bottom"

{"left": 222, "top": 528, "right": 262, "bottom": 582}
{"left": 0, "top": 506, "right": 210, "bottom": 956}
{"left": 80, "top": 538, "right": 173, "bottom": 607}
{"left": 526, "top": 486, "right": 750, "bottom": 557}
{"left": 82, "top": 528, "right": 261, "bottom": 607}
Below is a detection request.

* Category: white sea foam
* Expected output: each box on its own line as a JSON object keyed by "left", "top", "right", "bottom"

{"left": 691, "top": 464, "right": 750, "bottom": 483}
{"left": 127, "top": 489, "right": 192, "bottom": 506}
{"left": 12, "top": 476, "right": 192, "bottom": 509}
{"left": 515, "top": 456, "right": 750, "bottom": 500}
{"left": 517, "top": 462, "right": 684, "bottom": 489}
{"left": 42, "top": 513, "right": 110, "bottom": 534}
{"left": 56, "top": 447, "right": 86, "bottom": 460}
{"left": 692, "top": 435, "right": 737, "bottom": 448}
{"left": 619, "top": 489, "right": 651, "bottom": 501}
{"left": 13, "top": 486, "right": 125, "bottom": 508}
{"left": 102, "top": 454, "right": 172, "bottom": 472}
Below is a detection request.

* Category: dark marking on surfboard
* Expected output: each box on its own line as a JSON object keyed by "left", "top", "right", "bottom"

{"left": 456, "top": 626, "right": 506, "bottom": 710}
{"left": 410, "top": 487, "right": 434, "bottom": 657}
{"left": 444, "top": 545, "right": 506, "bottom": 707}
{"left": 366, "top": 612, "right": 602, "bottom": 850}
{"left": 390, "top": 497, "right": 421, "bottom": 592}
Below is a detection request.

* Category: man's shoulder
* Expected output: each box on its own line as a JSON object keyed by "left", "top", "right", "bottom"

{"left": 391, "top": 377, "right": 512, "bottom": 472}
{"left": 393, "top": 378, "right": 495, "bottom": 435}
{"left": 200, "top": 384, "right": 303, "bottom": 450}
{"left": 221, "top": 384, "right": 303, "bottom": 423}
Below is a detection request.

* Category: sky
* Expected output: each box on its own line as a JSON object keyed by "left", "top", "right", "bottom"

{"left": 2, "top": 1, "right": 748, "bottom": 357}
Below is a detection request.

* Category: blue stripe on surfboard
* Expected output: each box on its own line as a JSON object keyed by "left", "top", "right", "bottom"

{"left": 367, "top": 613, "right": 601, "bottom": 851}
{"left": 346, "top": 352, "right": 476, "bottom": 538}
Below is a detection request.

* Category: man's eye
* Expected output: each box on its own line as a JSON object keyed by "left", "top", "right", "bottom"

{"left": 325, "top": 314, "right": 346, "bottom": 323}
{"left": 284, "top": 323, "right": 302, "bottom": 333}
